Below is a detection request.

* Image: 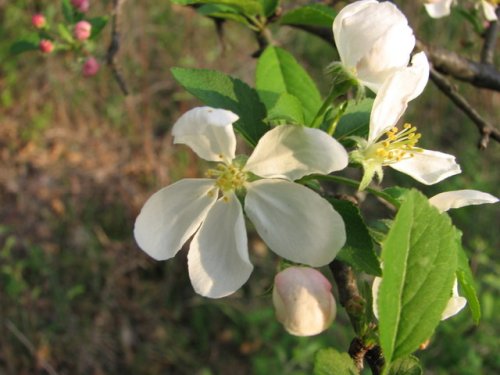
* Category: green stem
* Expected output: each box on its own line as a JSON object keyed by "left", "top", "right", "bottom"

{"left": 309, "top": 81, "right": 351, "bottom": 129}
{"left": 304, "top": 174, "right": 400, "bottom": 209}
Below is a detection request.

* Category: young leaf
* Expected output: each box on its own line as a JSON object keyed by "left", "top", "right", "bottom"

{"left": 89, "top": 16, "right": 109, "bottom": 40}
{"left": 457, "top": 246, "right": 481, "bottom": 324}
{"left": 58, "top": 24, "right": 74, "bottom": 43}
{"left": 61, "top": 0, "right": 74, "bottom": 23}
{"left": 259, "top": 0, "right": 279, "bottom": 17}
{"left": 328, "top": 198, "right": 381, "bottom": 276}
{"left": 10, "top": 40, "right": 39, "bottom": 55}
{"left": 378, "top": 190, "right": 459, "bottom": 364}
{"left": 387, "top": 355, "right": 423, "bottom": 375}
{"left": 196, "top": 4, "right": 251, "bottom": 25}
{"left": 334, "top": 98, "right": 372, "bottom": 146}
{"left": 256, "top": 46, "right": 322, "bottom": 125}
{"left": 314, "top": 348, "right": 359, "bottom": 375}
{"left": 280, "top": 3, "right": 337, "bottom": 28}
{"left": 171, "top": 67, "right": 269, "bottom": 146}
{"left": 265, "top": 93, "right": 305, "bottom": 125}
{"left": 172, "top": 0, "right": 263, "bottom": 16}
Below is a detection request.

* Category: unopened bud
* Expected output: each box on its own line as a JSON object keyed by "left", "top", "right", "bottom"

{"left": 39, "top": 39, "right": 54, "bottom": 54}
{"left": 82, "top": 57, "right": 100, "bottom": 77}
{"left": 74, "top": 21, "right": 92, "bottom": 41}
{"left": 273, "top": 267, "right": 336, "bottom": 336}
{"left": 32, "top": 14, "right": 46, "bottom": 29}
{"left": 71, "top": 0, "right": 90, "bottom": 13}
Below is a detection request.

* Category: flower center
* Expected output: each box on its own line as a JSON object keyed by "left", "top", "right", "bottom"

{"left": 367, "top": 123, "right": 422, "bottom": 165}
{"left": 205, "top": 162, "right": 247, "bottom": 201}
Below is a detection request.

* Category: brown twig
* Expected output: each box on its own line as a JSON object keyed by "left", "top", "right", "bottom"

{"left": 5, "top": 320, "right": 60, "bottom": 375}
{"left": 107, "top": 0, "right": 129, "bottom": 95}
{"left": 430, "top": 67, "right": 500, "bottom": 149}
{"left": 481, "top": 8, "right": 499, "bottom": 64}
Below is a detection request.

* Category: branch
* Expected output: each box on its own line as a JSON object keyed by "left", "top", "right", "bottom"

{"left": 481, "top": 8, "right": 499, "bottom": 64}
{"left": 430, "top": 67, "right": 500, "bottom": 149}
{"left": 107, "top": 0, "right": 129, "bottom": 95}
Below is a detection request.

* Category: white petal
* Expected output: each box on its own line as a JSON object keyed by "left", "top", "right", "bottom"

{"left": 371, "top": 276, "right": 382, "bottom": 319}
{"left": 244, "top": 125, "right": 348, "bottom": 181}
{"left": 245, "top": 180, "right": 346, "bottom": 267}
{"left": 389, "top": 149, "right": 461, "bottom": 185}
{"left": 441, "top": 279, "right": 467, "bottom": 320}
{"left": 188, "top": 194, "right": 253, "bottom": 298}
{"left": 429, "top": 189, "right": 499, "bottom": 212}
{"left": 482, "top": 1, "right": 498, "bottom": 21}
{"left": 424, "top": 0, "right": 453, "bottom": 18}
{"left": 134, "top": 179, "right": 217, "bottom": 260}
{"left": 369, "top": 52, "right": 429, "bottom": 143}
{"left": 172, "top": 106, "right": 238, "bottom": 162}
{"left": 334, "top": 1, "right": 408, "bottom": 71}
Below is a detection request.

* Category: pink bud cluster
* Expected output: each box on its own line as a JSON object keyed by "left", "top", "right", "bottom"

{"left": 82, "top": 57, "right": 100, "bottom": 77}
{"left": 71, "top": 0, "right": 90, "bottom": 13}
{"left": 39, "top": 39, "right": 54, "bottom": 54}
{"left": 74, "top": 21, "right": 92, "bottom": 41}
{"left": 32, "top": 14, "right": 46, "bottom": 29}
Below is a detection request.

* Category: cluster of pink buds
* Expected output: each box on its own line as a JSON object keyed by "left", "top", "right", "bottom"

{"left": 31, "top": 14, "right": 46, "bottom": 29}
{"left": 82, "top": 57, "right": 100, "bottom": 77}
{"left": 71, "top": 0, "right": 90, "bottom": 13}
{"left": 39, "top": 39, "right": 54, "bottom": 54}
{"left": 74, "top": 21, "right": 92, "bottom": 41}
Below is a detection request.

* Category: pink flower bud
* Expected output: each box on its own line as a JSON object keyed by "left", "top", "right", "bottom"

{"left": 32, "top": 14, "right": 46, "bottom": 29}
{"left": 39, "top": 39, "right": 54, "bottom": 54}
{"left": 74, "top": 21, "right": 92, "bottom": 41}
{"left": 272, "top": 267, "right": 336, "bottom": 336}
{"left": 71, "top": 0, "right": 90, "bottom": 13}
{"left": 82, "top": 57, "right": 100, "bottom": 77}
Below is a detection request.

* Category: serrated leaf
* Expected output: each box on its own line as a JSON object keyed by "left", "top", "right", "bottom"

{"left": 328, "top": 199, "right": 381, "bottom": 276}
{"left": 314, "top": 348, "right": 359, "bottom": 375}
{"left": 378, "top": 190, "right": 459, "bottom": 364}
{"left": 57, "top": 24, "right": 74, "bottom": 43}
{"left": 172, "top": 0, "right": 263, "bottom": 16}
{"left": 280, "top": 3, "right": 337, "bottom": 28}
{"left": 260, "top": 0, "right": 279, "bottom": 17}
{"left": 266, "top": 93, "right": 304, "bottom": 125}
{"left": 457, "top": 246, "right": 481, "bottom": 324}
{"left": 368, "top": 219, "right": 392, "bottom": 245}
{"left": 256, "top": 46, "right": 322, "bottom": 125}
{"left": 61, "top": 0, "right": 74, "bottom": 22}
{"left": 383, "top": 187, "right": 411, "bottom": 203}
{"left": 197, "top": 4, "right": 251, "bottom": 25}
{"left": 89, "top": 16, "right": 109, "bottom": 40}
{"left": 10, "top": 40, "right": 39, "bottom": 55}
{"left": 334, "top": 98, "right": 372, "bottom": 146}
{"left": 387, "top": 355, "right": 422, "bottom": 375}
{"left": 171, "top": 67, "right": 269, "bottom": 146}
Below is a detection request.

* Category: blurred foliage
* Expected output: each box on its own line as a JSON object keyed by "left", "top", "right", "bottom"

{"left": 0, "top": 0, "right": 498, "bottom": 374}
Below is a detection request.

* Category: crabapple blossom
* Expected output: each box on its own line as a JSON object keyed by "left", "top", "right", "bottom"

{"left": 273, "top": 267, "right": 336, "bottom": 336}
{"left": 82, "top": 57, "right": 100, "bottom": 77}
{"left": 72, "top": 0, "right": 90, "bottom": 13}
{"left": 333, "top": 0, "right": 415, "bottom": 93}
{"left": 134, "top": 107, "right": 349, "bottom": 298}
{"left": 39, "top": 39, "right": 54, "bottom": 53}
{"left": 74, "top": 21, "right": 92, "bottom": 41}
{"left": 31, "top": 14, "right": 46, "bottom": 29}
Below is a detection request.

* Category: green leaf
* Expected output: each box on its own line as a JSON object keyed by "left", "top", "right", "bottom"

{"left": 172, "top": 0, "right": 263, "bottom": 16}
{"left": 378, "top": 190, "right": 459, "bottom": 364}
{"left": 265, "top": 93, "right": 305, "bottom": 125}
{"left": 328, "top": 198, "right": 381, "bottom": 276}
{"left": 256, "top": 46, "right": 322, "bottom": 125}
{"left": 171, "top": 67, "right": 269, "bottom": 146}
{"left": 10, "top": 40, "right": 39, "bottom": 55}
{"left": 280, "top": 3, "right": 337, "bottom": 28}
{"left": 61, "top": 0, "right": 74, "bottom": 23}
{"left": 89, "top": 16, "right": 109, "bottom": 40}
{"left": 197, "top": 4, "right": 251, "bottom": 25}
{"left": 57, "top": 23, "right": 74, "bottom": 43}
{"left": 383, "top": 186, "right": 411, "bottom": 204}
{"left": 457, "top": 246, "right": 481, "bottom": 324}
{"left": 387, "top": 355, "right": 423, "bottom": 375}
{"left": 259, "top": 0, "right": 279, "bottom": 17}
{"left": 334, "top": 98, "right": 372, "bottom": 146}
{"left": 314, "top": 348, "right": 359, "bottom": 375}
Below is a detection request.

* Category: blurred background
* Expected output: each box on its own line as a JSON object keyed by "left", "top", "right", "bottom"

{"left": 0, "top": 1, "right": 498, "bottom": 374}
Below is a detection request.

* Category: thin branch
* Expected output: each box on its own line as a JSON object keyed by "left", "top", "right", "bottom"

{"left": 481, "top": 8, "right": 499, "bottom": 64}
{"left": 5, "top": 320, "right": 60, "bottom": 375}
{"left": 430, "top": 67, "right": 500, "bottom": 149}
{"left": 107, "top": 0, "right": 129, "bottom": 95}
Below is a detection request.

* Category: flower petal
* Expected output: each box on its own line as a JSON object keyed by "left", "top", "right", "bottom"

{"left": 482, "top": 0, "right": 498, "bottom": 21}
{"left": 172, "top": 106, "right": 239, "bottom": 162}
{"left": 245, "top": 179, "right": 346, "bottom": 267}
{"left": 369, "top": 52, "right": 429, "bottom": 143}
{"left": 389, "top": 149, "right": 461, "bottom": 185}
{"left": 441, "top": 279, "right": 467, "bottom": 320}
{"left": 244, "top": 125, "right": 348, "bottom": 181}
{"left": 424, "top": 0, "right": 453, "bottom": 18}
{"left": 188, "top": 194, "right": 253, "bottom": 298}
{"left": 134, "top": 179, "right": 217, "bottom": 260}
{"left": 429, "top": 189, "right": 499, "bottom": 212}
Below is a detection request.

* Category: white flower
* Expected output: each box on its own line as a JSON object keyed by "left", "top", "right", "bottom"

{"left": 372, "top": 189, "right": 498, "bottom": 320}
{"left": 134, "top": 107, "right": 349, "bottom": 298}
{"left": 332, "top": 0, "right": 416, "bottom": 93}
{"left": 481, "top": 0, "right": 498, "bottom": 21}
{"left": 424, "top": 0, "right": 454, "bottom": 18}
{"left": 273, "top": 267, "right": 336, "bottom": 336}
{"left": 351, "top": 52, "right": 461, "bottom": 190}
